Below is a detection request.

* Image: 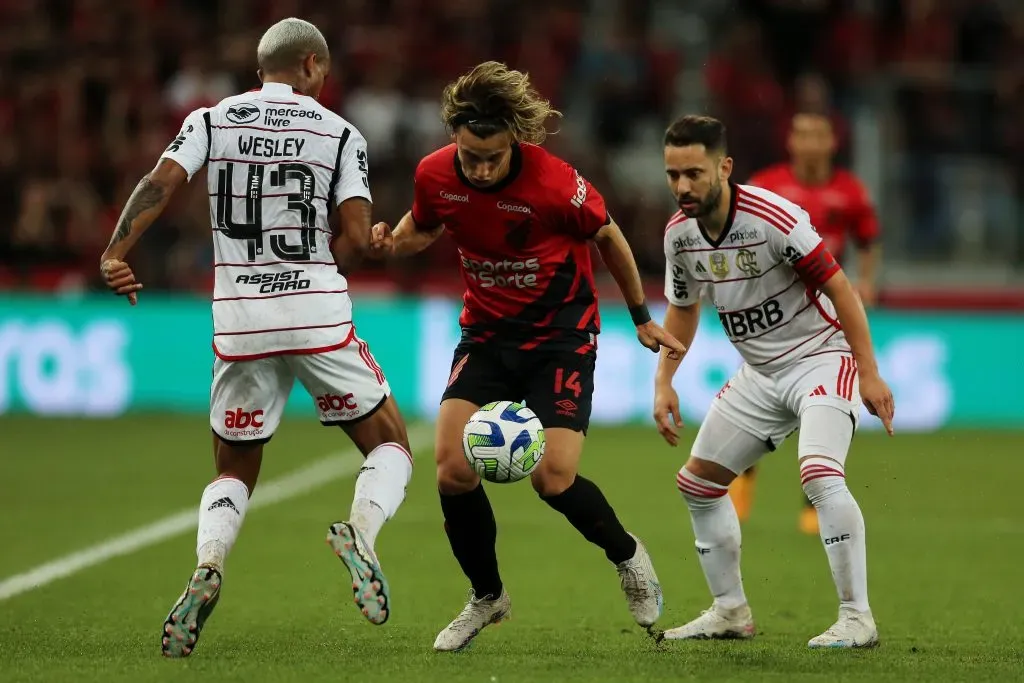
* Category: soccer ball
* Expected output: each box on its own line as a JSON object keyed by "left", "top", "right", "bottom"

{"left": 462, "top": 401, "right": 545, "bottom": 483}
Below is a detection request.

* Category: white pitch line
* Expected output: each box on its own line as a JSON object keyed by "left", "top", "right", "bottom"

{"left": 0, "top": 423, "right": 433, "bottom": 603}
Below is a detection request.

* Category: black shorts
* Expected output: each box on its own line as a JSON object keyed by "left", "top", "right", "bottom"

{"left": 441, "top": 336, "right": 596, "bottom": 434}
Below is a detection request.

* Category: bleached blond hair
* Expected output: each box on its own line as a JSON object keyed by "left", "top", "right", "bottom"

{"left": 257, "top": 18, "right": 329, "bottom": 72}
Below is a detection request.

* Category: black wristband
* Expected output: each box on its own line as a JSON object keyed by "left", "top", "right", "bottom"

{"left": 629, "top": 303, "right": 652, "bottom": 326}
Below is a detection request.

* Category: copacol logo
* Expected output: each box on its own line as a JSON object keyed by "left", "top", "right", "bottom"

{"left": 226, "top": 103, "right": 260, "bottom": 124}
{"left": 0, "top": 320, "right": 130, "bottom": 415}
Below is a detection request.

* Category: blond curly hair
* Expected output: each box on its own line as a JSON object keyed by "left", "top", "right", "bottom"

{"left": 440, "top": 61, "right": 561, "bottom": 145}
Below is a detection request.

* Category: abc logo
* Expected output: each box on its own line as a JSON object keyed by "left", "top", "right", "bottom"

{"left": 317, "top": 393, "right": 357, "bottom": 412}
{"left": 224, "top": 408, "right": 264, "bottom": 429}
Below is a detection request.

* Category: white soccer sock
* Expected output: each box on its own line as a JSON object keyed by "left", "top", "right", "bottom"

{"left": 676, "top": 467, "right": 747, "bottom": 610}
{"left": 350, "top": 442, "right": 413, "bottom": 550}
{"left": 196, "top": 476, "right": 250, "bottom": 572}
{"left": 801, "top": 457, "right": 870, "bottom": 614}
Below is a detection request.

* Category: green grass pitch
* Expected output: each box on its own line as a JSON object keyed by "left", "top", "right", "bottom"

{"left": 0, "top": 415, "right": 1021, "bottom": 682}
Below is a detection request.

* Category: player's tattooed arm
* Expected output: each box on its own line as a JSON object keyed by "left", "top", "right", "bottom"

{"left": 100, "top": 157, "right": 186, "bottom": 306}
{"left": 101, "top": 158, "right": 186, "bottom": 262}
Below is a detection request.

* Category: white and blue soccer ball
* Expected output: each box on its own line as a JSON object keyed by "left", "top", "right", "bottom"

{"left": 462, "top": 401, "right": 546, "bottom": 483}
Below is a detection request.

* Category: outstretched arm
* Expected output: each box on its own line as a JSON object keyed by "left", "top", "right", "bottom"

{"left": 100, "top": 158, "right": 188, "bottom": 304}
{"left": 594, "top": 219, "right": 686, "bottom": 357}
{"left": 368, "top": 211, "right": 445, "bottom": 258}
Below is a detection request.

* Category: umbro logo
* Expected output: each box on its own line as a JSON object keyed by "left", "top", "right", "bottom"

{"left": 554, "top": 399, "right": 577, "bottom": 417}
{"left": 208, "top": 497, "right": 240, "bottom": 515}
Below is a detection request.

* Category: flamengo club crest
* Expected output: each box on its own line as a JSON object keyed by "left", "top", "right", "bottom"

{"left": 735, "top": 248, "right": 760, "bottom": 276}
{"left": 709, "top": 252, "right": 730, "bottom": 279}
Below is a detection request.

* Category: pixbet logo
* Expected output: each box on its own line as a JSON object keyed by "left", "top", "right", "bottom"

{"left": 728, "top": 229, "right": 759, "bottom": 244}
{"left": 317, "top": 393, "right": 357, "bottom": 412}
{"left": 673, "top": 234, "right": 703, "bottom": 253}
{"left": 460, "top": 255, "right": 540, "bottom": 288}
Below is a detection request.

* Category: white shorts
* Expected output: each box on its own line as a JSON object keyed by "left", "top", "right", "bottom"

{"left": 211, "top": 331, "right": 391, "bottom": 443}
{"left": 694, "top": 348, "right": 860, "bottom": 461}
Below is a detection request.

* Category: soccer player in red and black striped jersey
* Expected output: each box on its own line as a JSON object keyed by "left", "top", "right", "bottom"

{"left": 369, "top": 61, "right": 685, "bottom": 651}
{"left": 736, "top": 112, "right": 883, "bottom": 534}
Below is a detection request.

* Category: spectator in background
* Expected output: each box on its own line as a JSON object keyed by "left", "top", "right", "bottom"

{"left": 704, "top": 19, "right": 786, "bottom": 181}
{"left": 0, "top": 0, "right": 1020, "bottom": 291}
{"left": 889, "top": 0, "right": 958, "bottom": 260}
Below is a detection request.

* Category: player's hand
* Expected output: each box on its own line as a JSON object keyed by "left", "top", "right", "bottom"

{"left": 860, "top": 370, "right": 895, "bottom": 436}
{"left": 369, "top": 222, "right": 394, "bottom": 258}
{"left": 100, "top": 258, "right": 142, "bottom": 305}
{"left": 636, "top": 320, "right": 686, "bottom": 359}
{"left": 653, "top": 383, "right": 684, "bottom": 446}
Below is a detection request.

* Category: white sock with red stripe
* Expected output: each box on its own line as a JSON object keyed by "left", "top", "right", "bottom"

{"left": 677, "top": 467, "right": 747, "bottom": 610}
{"left": 196, "top": 476, "right": 250, "bottom": 573}
{"left": 350, "top": 442, "right": 413, "bottom": 550}
{"left": 800, "top": 457, "right": 870, "bottom": 613}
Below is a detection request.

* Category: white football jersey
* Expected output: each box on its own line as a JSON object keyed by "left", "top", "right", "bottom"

{"left": 664, "top": 183, "right": 849, "bottom": 373}
{"left": 161, "top": 82, "right": 371, "bottom": 360}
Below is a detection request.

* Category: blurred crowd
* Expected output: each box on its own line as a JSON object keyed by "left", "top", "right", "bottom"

{"left": 0, "top": 0, "right": 1020, "bottom": 294}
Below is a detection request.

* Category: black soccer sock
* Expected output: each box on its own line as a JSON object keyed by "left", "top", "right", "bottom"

{"left": 542, "top": 476, "right": 638, "bottom": 565}
{"left": 439, "top": 483, "right": 503, "bottom": 598}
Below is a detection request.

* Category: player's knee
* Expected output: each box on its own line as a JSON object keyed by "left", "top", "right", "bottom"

{"left": 212, "top": 437, "right": 263, "bottom": 493}
{"left": 530, "top": 459, "right": 576, "bottom": 497}
{"left": 676, "top": 463, "right": 731, "bottom": 510}
{"left": 435, "top": 442, "right": 479, "bottom": 494}
{"left": 342, "top": 397, "right": 410, "bottom": 455}
{"left": 799, "top": 456, "right": 847, "bottom": 507}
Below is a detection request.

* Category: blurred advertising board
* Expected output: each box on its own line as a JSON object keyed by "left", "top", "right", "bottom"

{"left": 1, "top": 294, "right": 1021, "bottom": 430}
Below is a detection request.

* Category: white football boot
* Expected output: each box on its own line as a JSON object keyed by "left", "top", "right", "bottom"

{"left": 433, "top": 588, "right": 511, "bottom": 652}
{"left": 662, "top": 602, "right": 756, "bottom": 641}
{"left": 808, "top": 607, "right": 879, "bottom": 648}
{"left": 616, "top": 533, "right": 664, "bottom": 627}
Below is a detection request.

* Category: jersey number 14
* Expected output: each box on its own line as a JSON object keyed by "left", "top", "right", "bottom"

{"left": 215, "top": 161, "right": 320, "bottom": 262}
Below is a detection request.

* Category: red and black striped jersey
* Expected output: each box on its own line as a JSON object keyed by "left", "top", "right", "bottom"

{"left": 412, "top": 143, "right": 609, "bottom": 352}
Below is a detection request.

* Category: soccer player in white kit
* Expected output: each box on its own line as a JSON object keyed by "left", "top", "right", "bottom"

{"left": 652, "top": 116, "right": 895, "bottom": 648}
{"left": 98, "top": 19, "right": 414, "bottom": 657}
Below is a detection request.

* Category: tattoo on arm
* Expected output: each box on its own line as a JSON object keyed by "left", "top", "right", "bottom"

{"left": 107, "top": 176, "right": 166, "bottom": 249}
